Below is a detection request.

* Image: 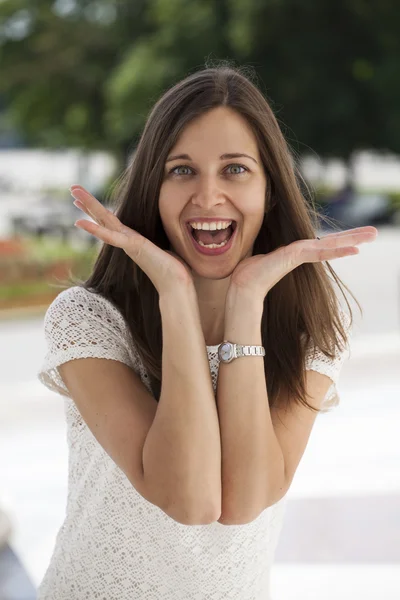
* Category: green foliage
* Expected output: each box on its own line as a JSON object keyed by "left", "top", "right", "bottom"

{"left": 0, "top": 280, "right": 53, "bottom": 301}
{"left": 0, "top": 235, "right": 98, "bottom": 305}
{"left": 1, "top": 0, "right": 400, "bottom": 165}
{"left": 387, "top": 192, "right": 400, "bottom": 209}
{"left": 104, "top": 39, "right": 182, "bottom": 142}
{"left": 312, "top": 184, "right": 336, "bottom": 205}
{"left": 22, "top": 235, "right": 98, "bottom": 263}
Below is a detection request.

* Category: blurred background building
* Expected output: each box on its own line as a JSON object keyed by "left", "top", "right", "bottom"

{"left": 0, "top": 0, "right": 399, "bottom": 598}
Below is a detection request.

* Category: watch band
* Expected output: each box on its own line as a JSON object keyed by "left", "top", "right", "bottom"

{"left": 218, "top": 340, "right": 265, "bottom": 363}
{"left": 235, "top": 343, "right": 265, "bottom": 358}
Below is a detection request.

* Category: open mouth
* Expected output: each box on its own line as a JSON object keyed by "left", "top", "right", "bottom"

{"left": 187, "top": 221, "right": 237, "bottom": 248}
{"left": 186, "top": 221, "right": 238, "bottom": 255}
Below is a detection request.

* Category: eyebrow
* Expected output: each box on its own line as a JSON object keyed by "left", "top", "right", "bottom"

{"left": 166, "top": 152, "right": 258, "bottom": 165}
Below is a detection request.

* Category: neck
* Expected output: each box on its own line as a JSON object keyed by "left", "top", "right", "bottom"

{"left": 192, "top": 273, "right": 231, "bottom": 346}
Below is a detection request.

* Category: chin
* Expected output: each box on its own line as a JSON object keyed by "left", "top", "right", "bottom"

{"left": 187, "top": 261, "right": 237, "bottom": 281}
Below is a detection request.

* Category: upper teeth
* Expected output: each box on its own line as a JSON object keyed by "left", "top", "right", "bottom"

{"left": 189, "top": 221, "right": 232, "bottom": 231}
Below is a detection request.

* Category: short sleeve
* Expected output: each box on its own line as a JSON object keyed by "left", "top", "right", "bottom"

{"left": 37, "top": 286, "right": 135, "bottom": 398}
{"left": 304, "top": 308, "right": 352, "bottom": 413}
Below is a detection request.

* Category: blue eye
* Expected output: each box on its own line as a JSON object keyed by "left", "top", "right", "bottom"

{"left": 170, "top": 165, "right": 191, "bottom": 176}
{"left": 168, "top": 164, "right": 249, "bottom": 177}
{"left": 227, "top": 164, "right": 247, "bottom": 175}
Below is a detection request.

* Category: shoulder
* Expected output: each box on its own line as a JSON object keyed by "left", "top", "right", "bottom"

{"left": 39, "top": 286, "right": 145, "bottom": 397}
{"left": 44, "top": 285, "right": 129, "bottom": 337}
{"left": 301, "top": 305, "right": 352, "bottom": 377}
{"left": 43, "top": 285, "right": 136, "bottom": 362}
{"left": 39, "top": 285, "right": 146, "bottom": 387}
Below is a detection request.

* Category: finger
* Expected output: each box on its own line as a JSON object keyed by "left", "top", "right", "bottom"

{"left": 317, "top": 226, "right": 378, "bottom": 240}
{"left": 73, "top": 199, "right": 100, "bottom": 224}
{"left": 70, "top": 186, "right": 108, "bottom": 224}
{"left": 70, "top": 185, "right": 120, "bottom": 231}
{"left": 316, "top": 230, "right": 377, "bottom": 248}
{"left": 75, "top": 218, "right": 143, "bottom": 255}
{"left": 301, "top": 245, "right": 360, "bottom": 263}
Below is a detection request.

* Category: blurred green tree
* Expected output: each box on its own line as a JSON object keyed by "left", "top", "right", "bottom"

{"left": 0, "top": 0, "right": 233, "bottom": 172}
{"left": 227, "top": 0, "right": 400, "bottom": 179}
{"left": 1, "top": 0, "right": 400, "bottom": 183}
{"left": 0, "top": 0, "right": 151, "bottom": 167}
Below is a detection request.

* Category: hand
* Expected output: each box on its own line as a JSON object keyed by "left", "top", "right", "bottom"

{"left": 70, "top": 184, "right": 193, "bottom": 295}
{"left": 228, "top": 226, "right": 378, "bottom": 301}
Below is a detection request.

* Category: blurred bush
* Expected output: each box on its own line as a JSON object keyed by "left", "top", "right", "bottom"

{"left": 387, "top": 191, "right": 400, "bottom": 210}
{"left": 0, "top": 235, "right": 98, "bottom": 309}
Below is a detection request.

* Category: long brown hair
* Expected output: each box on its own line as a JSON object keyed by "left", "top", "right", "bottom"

{"left": 62, "top": 61, "right": 360, "bottom": 412}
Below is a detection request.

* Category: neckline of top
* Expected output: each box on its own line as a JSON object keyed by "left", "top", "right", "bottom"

{"left": 84, "top": 287, "right": 223, "bottom": 350}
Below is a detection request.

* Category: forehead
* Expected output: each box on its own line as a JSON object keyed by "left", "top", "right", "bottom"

{"left": 171, "top": 107, "right": 259, "bottom": 157}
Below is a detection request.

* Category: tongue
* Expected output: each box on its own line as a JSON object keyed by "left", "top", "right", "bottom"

{"left": 193, "top": 225, "right": 233, "bottom": 245}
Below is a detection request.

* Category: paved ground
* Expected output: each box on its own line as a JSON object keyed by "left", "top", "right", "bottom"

{"left": 1, "top": 225, "right": 399, "bottom": 599}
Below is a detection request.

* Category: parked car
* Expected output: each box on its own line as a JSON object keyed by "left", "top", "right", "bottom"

{"left": 10, "top": 197, "right": 97, "bottom": 245}
{"left": 319, "top": 189, "right": 398, "bottom": 230}
{"left": 339, "top": 192, "right": 396, "bottom": 227}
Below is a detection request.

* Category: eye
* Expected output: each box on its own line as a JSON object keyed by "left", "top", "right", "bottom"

{"left": 168, "top": 163, "right": 249, "bottom": 177}
{"left": 169, "top": 165, "right": 192, "bottom": 176}
{"left": 226, "top": 164, "right": 248, "bottom": 175}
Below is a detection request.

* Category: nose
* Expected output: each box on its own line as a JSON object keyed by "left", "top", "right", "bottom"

{"left": 190, "top": 175, "right": 226, "bottom": 210}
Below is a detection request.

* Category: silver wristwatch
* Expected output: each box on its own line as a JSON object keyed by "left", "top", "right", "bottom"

{"left": 217, "top": 340, "right": 265, "bottom": 364}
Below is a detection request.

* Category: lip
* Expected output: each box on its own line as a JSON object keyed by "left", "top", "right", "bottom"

{"left": 185, "top": 222, "right": 238, "bottom": 256}
{"left": 185, "top": 217, "right": 237, "bottom": 225}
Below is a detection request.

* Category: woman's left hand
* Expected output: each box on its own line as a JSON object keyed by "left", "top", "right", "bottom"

{"left": 228, "top": 226, "right": 378, "bottom": 301}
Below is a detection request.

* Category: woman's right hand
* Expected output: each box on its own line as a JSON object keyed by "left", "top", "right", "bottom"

{"left": 70, "top": 185, "right": 194, "bottom": 295}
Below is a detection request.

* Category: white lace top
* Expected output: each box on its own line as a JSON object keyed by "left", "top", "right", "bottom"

{"left": 37, "top": 285, "right": 351, "bottom": 600}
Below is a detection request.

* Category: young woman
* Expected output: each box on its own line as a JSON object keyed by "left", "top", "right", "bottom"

{"left": 38, "top": 64, "right": 377, "bottom": 599}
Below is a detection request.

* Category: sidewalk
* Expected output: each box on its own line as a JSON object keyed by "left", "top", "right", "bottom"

{"left": 0, "top": 303, "right": 54, "bottom": 322}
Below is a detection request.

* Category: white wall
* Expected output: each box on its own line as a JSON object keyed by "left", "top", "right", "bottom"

{"left": 301, "top": 150, "right": 400, "bottom": 191}
{"left": 0, "top": 149, "right": 117, "bottom": 193}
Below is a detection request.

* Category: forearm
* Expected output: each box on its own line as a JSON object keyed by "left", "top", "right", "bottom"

{"left": 216, "top": 288, "right": 285, "bottom": 525}
{"left": 143, "top": 284, "right": 221, "bottom": 524}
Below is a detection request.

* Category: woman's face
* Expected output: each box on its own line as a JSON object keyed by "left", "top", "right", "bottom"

{"left": 158, "top": 106, "right": 268, "bottom": 279}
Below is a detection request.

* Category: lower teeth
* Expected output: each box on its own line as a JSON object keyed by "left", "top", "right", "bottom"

{"left": 198, "top": 239, "right": 229, "bottom": 249}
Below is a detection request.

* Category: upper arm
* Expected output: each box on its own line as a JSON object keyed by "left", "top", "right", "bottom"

{"left": 58, "top": 357, "right": 162, "bottom": 506}
{"left": 271, "top": 311, "right": 351, "bottom": 501}
{"left": 270, "top": 369, "right": 334, "bottom": 498}
{"left": 39, "top": 286, "right": 214, "bottom": 525}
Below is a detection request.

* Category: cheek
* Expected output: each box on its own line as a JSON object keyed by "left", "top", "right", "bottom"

{"left": 158, "top": 202, "right": 183, "bottom": 250}
{"left": 237, "top": 183, "right": 266, "bottom": 212}
{"left": 159, "top": 185, "right": 185, "bottom": 220}
{"left": 240, "top": 201, "right": 265, "bottom": 229}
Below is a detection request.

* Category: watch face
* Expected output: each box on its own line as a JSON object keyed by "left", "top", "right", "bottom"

{"left": 219, "top": 342, "right": 233, "bottom": 362}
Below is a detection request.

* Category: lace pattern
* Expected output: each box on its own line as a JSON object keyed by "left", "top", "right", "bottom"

{"left": 36, "top": 285, "right": 351, "bottom": 599}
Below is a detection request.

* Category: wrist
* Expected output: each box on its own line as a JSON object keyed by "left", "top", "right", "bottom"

{"left": 159, "top": 282, "right": 199, "bottom": 314}
{"left": 224, "top": 288, "right": 264, "bottom": 345}
{"left": 226, "top": 285, "right": 264, "bottom": 316}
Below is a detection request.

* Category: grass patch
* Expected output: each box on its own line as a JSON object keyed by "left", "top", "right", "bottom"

{"left": 22, "top": 235, "right": 99, "bottom": 263}
{"left": 0, "top": 280, "right": 59, "bottom": 301}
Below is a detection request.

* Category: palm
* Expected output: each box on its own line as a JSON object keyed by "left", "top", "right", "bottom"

{"left": 229, "top": 227, "right": 378, "bottom": 298}
{"left": 70, "top": 184, "right": 193, "bottom": 291}
{"left": 230, "top": 247, "right": 291, "bottom": 291}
